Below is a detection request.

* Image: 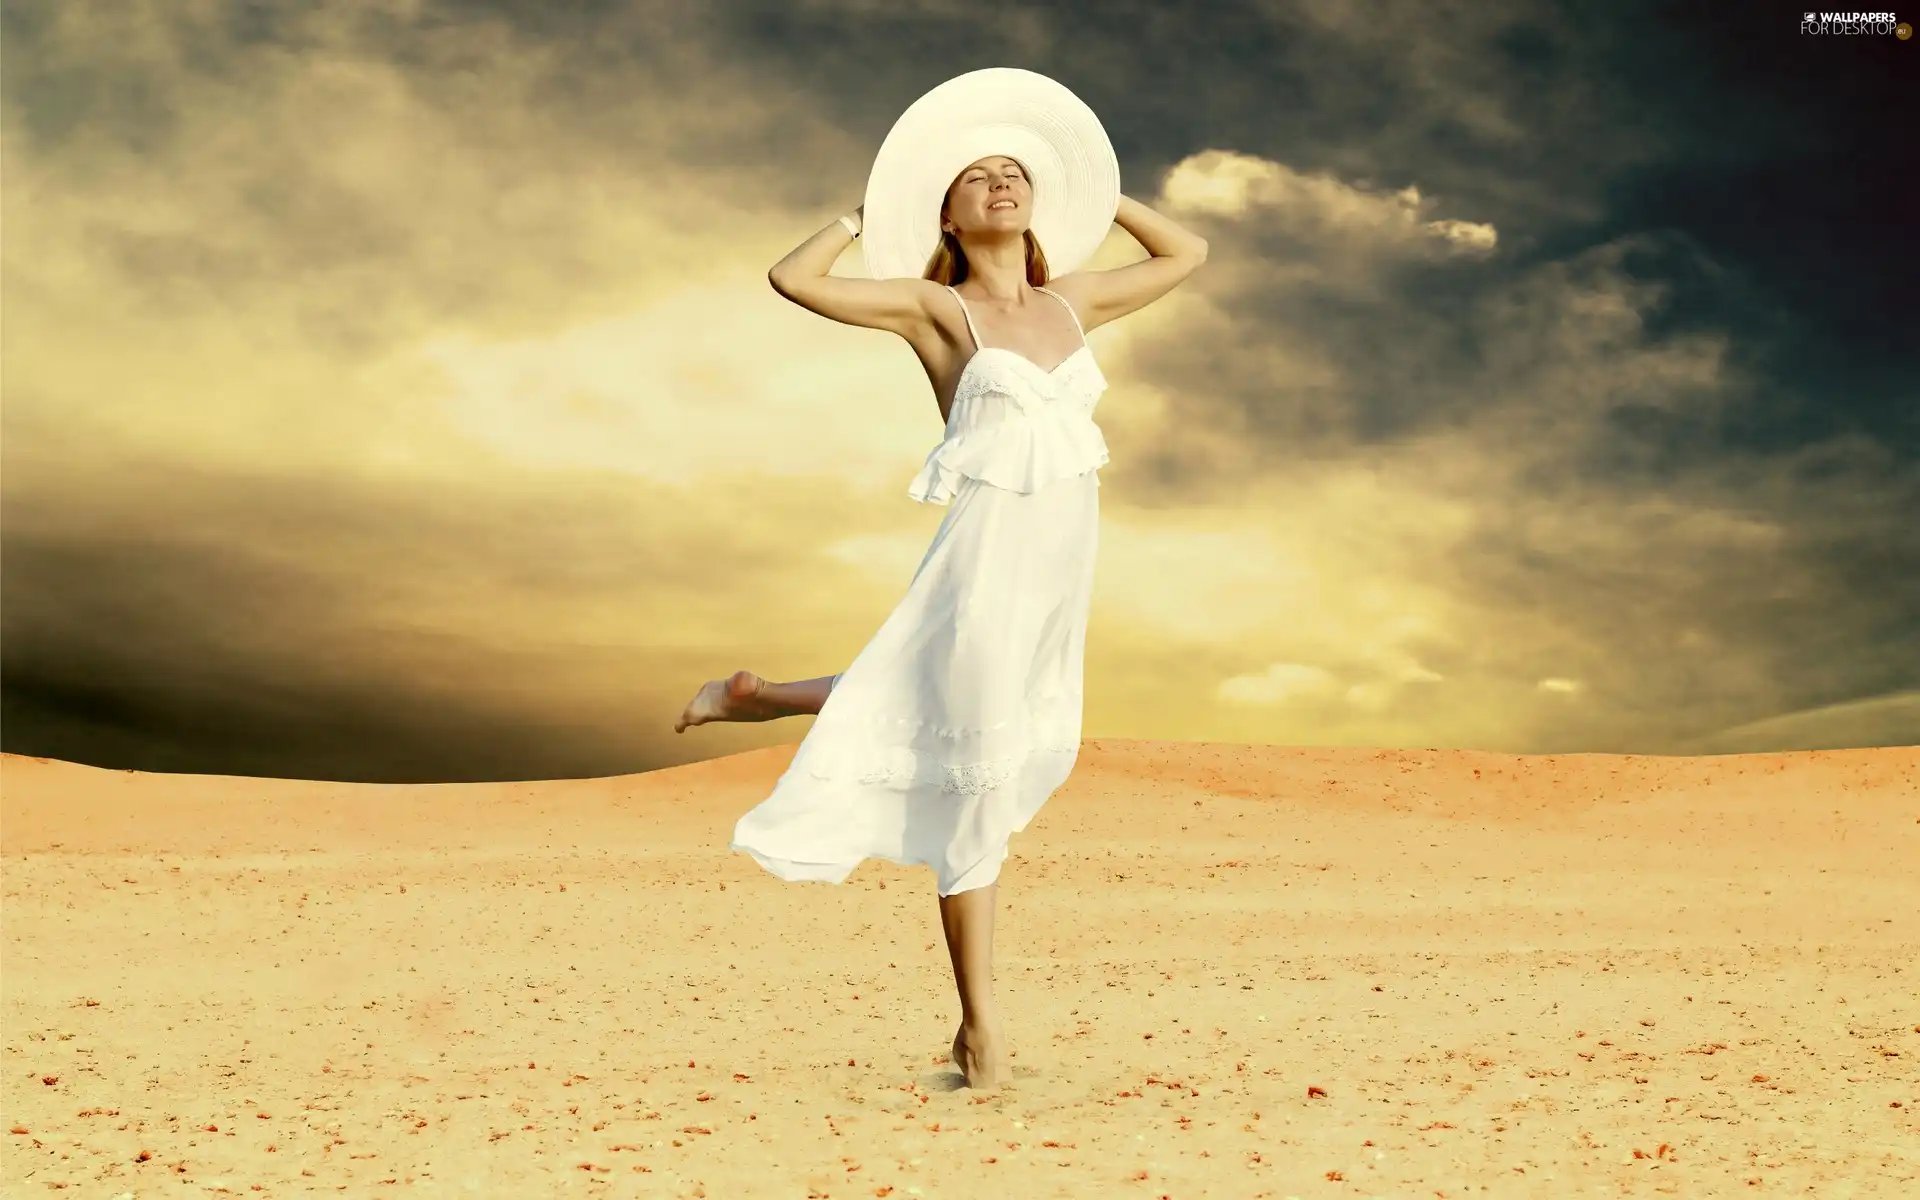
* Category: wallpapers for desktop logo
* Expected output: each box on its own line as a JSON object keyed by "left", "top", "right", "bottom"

{"left": 1799, "top": 10, "right": 1911, "bottom": 35}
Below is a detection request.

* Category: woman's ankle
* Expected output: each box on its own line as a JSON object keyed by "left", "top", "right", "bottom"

{"left": 959, "top": 1010, "right": 1003, "bottom": 1036}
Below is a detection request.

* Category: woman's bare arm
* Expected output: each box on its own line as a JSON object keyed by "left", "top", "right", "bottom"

{"left": 1052, "top": 195, "right": 1208, "bottom": 333}
{"left": 768, "top": 206, "right": 940, "bottom": 338}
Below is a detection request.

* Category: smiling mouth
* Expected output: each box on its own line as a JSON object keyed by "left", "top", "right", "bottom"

{"left": 989, "top": 201, "right": 1016, "bottom": 210}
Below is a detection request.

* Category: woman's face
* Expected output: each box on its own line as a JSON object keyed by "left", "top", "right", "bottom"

{"left": 942, "top": 156, "right": 1032, "bottom": 237}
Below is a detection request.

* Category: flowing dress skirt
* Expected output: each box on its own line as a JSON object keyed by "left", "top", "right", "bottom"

{"left": 730, "top": 469, "right": 1099, "bottom": 895}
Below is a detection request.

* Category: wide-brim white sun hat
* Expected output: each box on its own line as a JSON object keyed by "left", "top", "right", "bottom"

{"left": 861, "top": 67, "right": 1120, "bottom": 282}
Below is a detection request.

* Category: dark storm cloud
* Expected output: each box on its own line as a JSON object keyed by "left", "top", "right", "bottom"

{"left": 0, "top": 0, "right": 866, "bottom": 354}
{"left": 0, "top": 447, "right": 883, "bottom": 783}
{"left": 950, "top": 0, "right": 1918, "bottom": 750}
{"left": 1118, "top": 194, "right": 1918, "bottom": 750}
{"left": 708, "top": 0, "right": 1912, "bottom": 449}
{"left": 710, "top": 0, "right": 1677, "bottom": 225}
{"left": 1446, "top": 439, "right": 1920, "bottom": 754}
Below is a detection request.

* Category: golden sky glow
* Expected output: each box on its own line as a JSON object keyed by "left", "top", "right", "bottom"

{"left": 5, "top": 2, "right": 1914, "bottom": 781}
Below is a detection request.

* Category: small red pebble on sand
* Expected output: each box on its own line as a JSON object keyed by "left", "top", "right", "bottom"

{"left": 1892, "top": 1101, "right": 1903, "bottom": 1108}
{"left": 1751, "top": 1074, "right": 1769, "bottom": 1083}
{"left": 1326, "top": 1170, "right": 1345, "bottom": 1181}
{"left": 40, "top": 1076, "right": 57, "bottom": 1087}
{"left": 734, "top": 1073, "right": 750, "bottom": 1081}
{"left": 1308, "top": 1086, "right": 1328, "bottom": 1099}
{"left": 8, "top": 1127, "right": 26, "bottom": 1135}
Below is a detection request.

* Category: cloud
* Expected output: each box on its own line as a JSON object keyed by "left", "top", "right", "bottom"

{"left": 1218, "top": 663, "right": 1340, "bottom": 706}
{"left": 2, "top": 0, "right": 864, "bottom": 354}
{"left": 1219, "top": 651, "right": 1442, "bottom": 712}
{"left": 1099, "top": 144, "right": 1914, "bottom": 755}
{"left": 420, "top": 279, "right": 940, "bottom": 490}
{"left": 1675, "top": 690, "right": 1920, "bottom": 755}
{"left": 1161, "top": 150, "right": 1499, "bottom": 256}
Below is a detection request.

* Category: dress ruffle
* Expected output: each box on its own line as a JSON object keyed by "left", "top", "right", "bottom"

{"left": 907, "top": 408, "right": 1109, "bottom": 505}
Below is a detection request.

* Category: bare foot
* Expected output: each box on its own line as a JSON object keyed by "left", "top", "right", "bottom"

{"left": 674, "top": 670, "right": 784, "bottom": 733}
{"left": 951, "top": 1021, "right": 1011, "bottom": 1091}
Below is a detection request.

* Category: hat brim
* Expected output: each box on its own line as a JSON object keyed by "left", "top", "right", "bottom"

{"left": 861, "top": 68, "right": 1120, "bottom": 282}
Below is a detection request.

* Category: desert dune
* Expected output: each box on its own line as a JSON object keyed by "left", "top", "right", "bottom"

{"left": 3, "top": 740, "right": 1916, "bottom": 1198}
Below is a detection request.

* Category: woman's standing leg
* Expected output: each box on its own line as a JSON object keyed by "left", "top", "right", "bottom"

{"left": 674, "top": 672, "right": 840, "bottom": 733}
{"left": 940, "top": 881, "right": 1011, "bottom": 1089}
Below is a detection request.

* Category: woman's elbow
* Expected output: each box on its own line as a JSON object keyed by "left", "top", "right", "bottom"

{"left": 768, "top": 269, "right": 815, "bottom": 308}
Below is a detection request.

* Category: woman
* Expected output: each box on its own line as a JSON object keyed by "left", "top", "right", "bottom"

{"left": 674, "top": 70, "right": 1207, "bottom": 1090}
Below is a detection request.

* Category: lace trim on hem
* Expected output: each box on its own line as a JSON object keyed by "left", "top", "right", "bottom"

{"left": 825, "top": 696, "right": 1083, "bottom": 741}
{"left": 800, "top": 739, "right": 1081, "bottom": 796}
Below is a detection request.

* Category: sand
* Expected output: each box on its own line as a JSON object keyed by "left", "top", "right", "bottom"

{"left": 3, "top": 740, "right": 1916, "bottom": 1198}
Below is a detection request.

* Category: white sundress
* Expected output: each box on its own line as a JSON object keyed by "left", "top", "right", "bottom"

{"left": 729, "top": 284, "right": 1109, "bottom": 896}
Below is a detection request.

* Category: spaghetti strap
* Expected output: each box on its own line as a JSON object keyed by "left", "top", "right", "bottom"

{"left": 1035, "top": 286, "right": 1088, "bottom": 348}
{"left": 945, "top": 285, "right": 983, "bottom": 352}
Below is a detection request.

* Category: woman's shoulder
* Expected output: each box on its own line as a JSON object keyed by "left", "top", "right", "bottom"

{"left": 1038, "top": 272, "right": 1093, "bottom": 312}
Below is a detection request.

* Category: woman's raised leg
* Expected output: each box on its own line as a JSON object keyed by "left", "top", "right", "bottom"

{"left": 673, "top": 672, "right": 839, "bottom": 733}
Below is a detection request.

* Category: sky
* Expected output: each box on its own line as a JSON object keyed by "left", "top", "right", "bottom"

{"left": 3, "top": 1, "right": 1915, "bottom": 783}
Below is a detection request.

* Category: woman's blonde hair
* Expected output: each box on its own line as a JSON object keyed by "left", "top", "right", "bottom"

{"left": 923, "top": 225, "right": 1050, "bottom": 287}
{"left": 922, "top": 159, "right": 1050, "bottom": 286}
